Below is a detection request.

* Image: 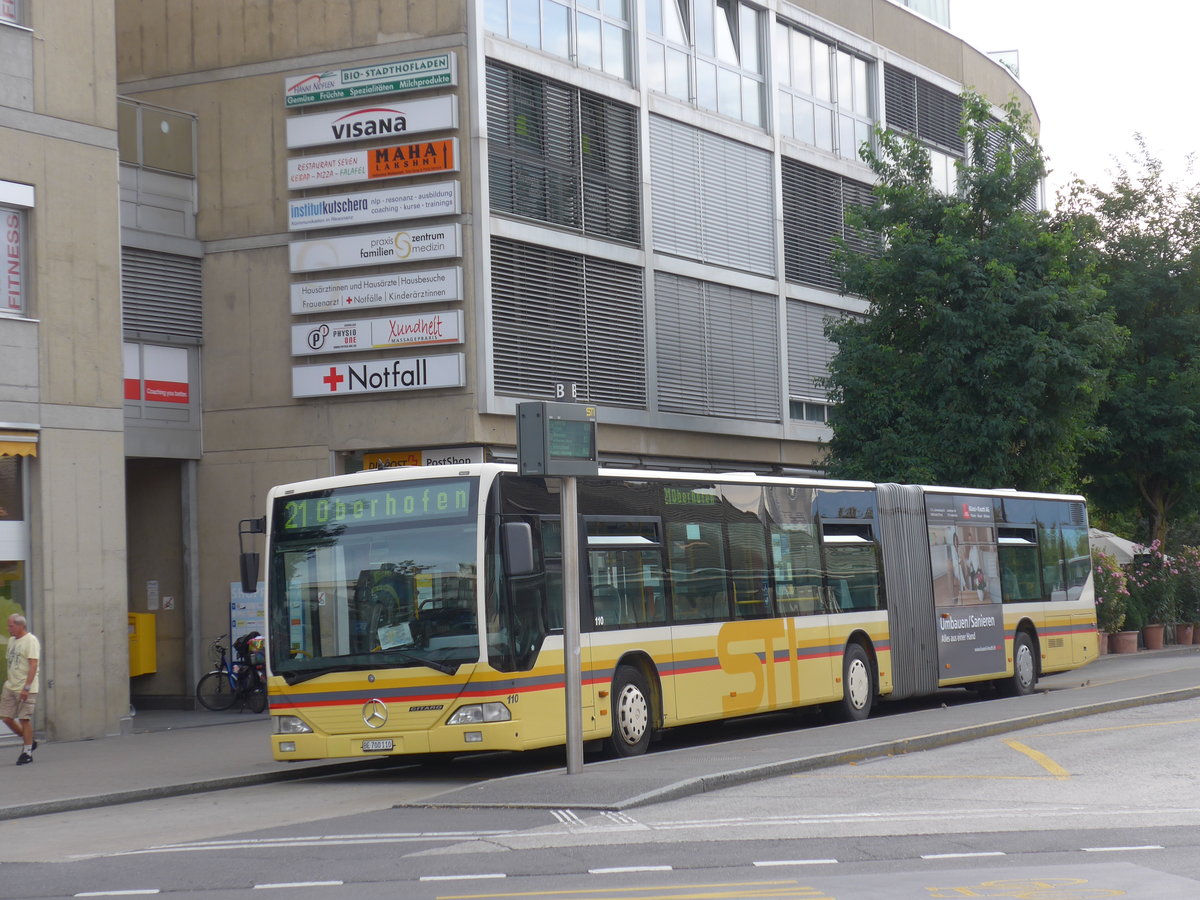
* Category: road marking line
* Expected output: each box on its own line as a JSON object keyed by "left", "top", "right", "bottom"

{"left": 921, "top": 851, "right": 1006, "bottom": 860}
{"left": 254, "top": 882, "right": 343, "bottom": 890}
{"left": 75, "top": 893, "right": 161, "bottom": 897}
{"left": 588, "top": 865, "right": 673, "bottom": 874}
{"left": 1082, "top": 845, "right": 1164, "bottom": 852}
{"left": 419, "top": 873, "right": 507, "bottom": 881}
{"left": 1002, "top": 738, "right": 1071, "bottom": 779}
{"left": 754, "top": 859, "right": 838, "bottom": 866}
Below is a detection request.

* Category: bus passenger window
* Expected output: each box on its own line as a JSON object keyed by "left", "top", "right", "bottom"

{"left": 822, "top": 530, "right": 883, "bottom": 611}
{"left": 998, "top": 529, "right": 1042, "bottom": 601}
{"left": 667, "top": 522, "right": 729, "bottom": 621}
{"left": 729, "top": 522, "right": 773, "bottom": 619}
{"left": 770, "top": 525, "right": 823, "bottom": 615}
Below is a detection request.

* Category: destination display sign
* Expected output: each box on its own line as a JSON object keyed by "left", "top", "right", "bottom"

{"left": 284, "top": 53, "right": 458, "bottom": 108}
{"left": 291, "top": 309, "right": 463, "bottom": 356}
{"left": 285, "top": 95, "right": 457, "bottom": 149}
{"left": 289, "top": 224, "right": 461, "bottom": 273}
{"left": 287, "top": 139, "right": 458, "bottom": 189}
{"left": 292, "top": 352, "right": 465, "bottom": 398}
{"left": 290, "top": 266, "right": 462, "bottom": 314}
{"left": 288, "top": 181, "right": 459, "bottom": 231}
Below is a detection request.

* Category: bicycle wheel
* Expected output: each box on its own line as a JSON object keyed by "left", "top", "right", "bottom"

{"left": 245, "top": 671, "right": 267, "bottom": 714}
{"left": 196, "top": 670, "right": 238, "bottom": 711}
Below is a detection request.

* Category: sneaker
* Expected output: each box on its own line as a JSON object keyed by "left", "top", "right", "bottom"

{"left": 31, "top": 740, "right": 37, "bottom": 752}
{"left": 16, "top": 752, "right": 32, "bottom": 765}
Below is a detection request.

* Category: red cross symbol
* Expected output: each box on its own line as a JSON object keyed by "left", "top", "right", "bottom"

{"left": 322, "top": 367, "right": 345, "bottom": 392}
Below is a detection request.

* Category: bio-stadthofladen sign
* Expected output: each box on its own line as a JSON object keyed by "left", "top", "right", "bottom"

{"left": 285, "top": 95, "right": 457, "bottom": 150}
{"left": 292, "top": 309, "right": 463, "bottom": 356}
{"left": 290, "top": 266, "right": 462, "bottom": 314}
{"left": 292, "top": 353, "right": 464, "bottom": 398}
{"left": 284, "top": 53, "right": 457, "bottom": 108}
{"left": 288, "top": 181, "right": 459, "bottom": 231}
{"left": 287, "top": 139, "right": 457, "bottom": 189}
{"left": 289, "top": 224, "right": 461, "bottom": 273}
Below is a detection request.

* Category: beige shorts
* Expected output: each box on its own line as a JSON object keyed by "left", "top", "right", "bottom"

{"left": 0, "top": 686, "right": 36, "bottom": 720}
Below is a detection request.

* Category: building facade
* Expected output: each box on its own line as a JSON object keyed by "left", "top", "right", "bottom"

{"left": 1, "top": 0, "right": 1037, "bottom": 737}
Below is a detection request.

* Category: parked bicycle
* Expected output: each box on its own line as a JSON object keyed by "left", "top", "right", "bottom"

{"left": 195, "top": 633, "right": 266, "bottom": 713}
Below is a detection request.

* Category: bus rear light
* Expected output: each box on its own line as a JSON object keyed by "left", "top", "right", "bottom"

{"left": 447, "top": 702, "right": 511, "bottom": 725}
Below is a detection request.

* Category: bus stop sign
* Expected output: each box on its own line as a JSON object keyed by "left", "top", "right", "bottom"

{"left": 516, "top": 401, "right": 598, "bottom": 477}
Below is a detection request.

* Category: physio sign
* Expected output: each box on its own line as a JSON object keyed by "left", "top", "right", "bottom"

{"left": 289, "top": 224, "right": 461, "bottom": 273}
{"left": 292, "top": 353, "right": 465, "bottom": 398}
{"left": 292, "top": 309, "right": 463, "bottom": 355}
{"left": 285, "top": 95, "right": 457, "bottom": 149}
{"left": 284, "top": 53, "right": 457, "bottom": 108}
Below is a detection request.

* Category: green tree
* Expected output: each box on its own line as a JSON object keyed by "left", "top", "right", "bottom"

{"left": 1063, "top": 141, "right": 1200, "bottom": 546}
{"left": 823, "top": 94, "right": 1122, "bottom": 491}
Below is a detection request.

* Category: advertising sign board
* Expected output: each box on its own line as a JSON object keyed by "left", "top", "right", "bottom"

{"left": 284, "top": 53, "right": 457, "bottom": 108}
{"left": 288, "top": 181, "right": 459, "bottom": 231}
{"left": 285, "top": 95, "right": 457, "bottom": 149}
{"left": 291, "top": 309, "right": 463, "bottom": 355}
{"left": 289, "top": 224, "right": 461, "bottom": 273}
{"left": 292, "top": 353, "right": 465, "bottom": 398}
{"left": 290, "top": 266, "right": 462, "bottom": 314}
{"left": 287, "top": 139, "right": 458, "bottom": 190}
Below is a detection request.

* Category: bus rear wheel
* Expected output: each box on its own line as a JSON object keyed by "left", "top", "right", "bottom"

{"left": 828, "top": 644, "right": 874, "bottom": 722}
{"left": 608, "top": 665, "right": 653, "bottom": 757}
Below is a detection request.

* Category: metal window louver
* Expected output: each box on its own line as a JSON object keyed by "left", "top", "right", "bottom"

{"left": 491, "top": 238, "right": 646, "bottom": 407}
{"left": 121, "top": 247, "right": 203, "bottom": 341}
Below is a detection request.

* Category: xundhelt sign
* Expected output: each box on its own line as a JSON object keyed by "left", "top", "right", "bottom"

{"left": 291, "top": 309, "right": 463, "bottom": 356}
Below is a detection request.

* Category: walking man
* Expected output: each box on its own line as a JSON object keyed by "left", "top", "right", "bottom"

{"left": 2, "top": 614, "right": 39, "bottom": 765}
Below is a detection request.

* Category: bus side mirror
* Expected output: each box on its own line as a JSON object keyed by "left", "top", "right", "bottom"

{"left": 503, "top": 522, "right": 535, "bottom": 577}
{"left": 239, "top": 552, "right": 260, "bottom": 594}
{"left": 238, "top": 517, "right": 266, "bottom": 593}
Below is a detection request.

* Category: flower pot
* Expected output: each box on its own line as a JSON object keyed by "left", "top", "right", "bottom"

{"left": 1109, "top": 630, "right": 1139, "bottom": 654}
{"left": 1097, "top": 632, "right": 1109, "bottom": 655}
{"left": 1175, "top": 623, "right": 1194, "bottom": 645}
{"left": 1143, "top": 623, "right": 1166, "bottom": 650}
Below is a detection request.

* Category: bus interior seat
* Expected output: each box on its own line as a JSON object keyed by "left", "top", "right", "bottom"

{"left": 592, "top": 584, "right": 623, "bottom": 626}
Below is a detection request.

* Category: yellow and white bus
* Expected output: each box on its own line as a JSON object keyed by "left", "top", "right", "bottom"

{"left": 248, "top": 464, "right": 1099, "bottom": 761}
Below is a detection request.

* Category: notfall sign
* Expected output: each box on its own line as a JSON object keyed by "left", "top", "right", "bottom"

{"left": 285, "top": 95, "right": 458, "bottom": 150}
{"left": 291, "top": 309, "right": 463, "bottom": 356}
{"left": 292, "top": 352, "right": 465, "bottom": 398}
{"left": 289, "top": 224, "right": 461, "bottom": 273}
{"left": 287, "top": 181, "right": 459, "bottom": 231}
{"left": 290, "top": 266, "right": 462, "bottom": 314}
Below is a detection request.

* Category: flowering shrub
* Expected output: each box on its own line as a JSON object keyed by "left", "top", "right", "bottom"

{"left": 1126, "top": 540, "right": 1179, "bottom": 625}
{"left": 1093, "top": 550, "right": 1129, "bottom": 634}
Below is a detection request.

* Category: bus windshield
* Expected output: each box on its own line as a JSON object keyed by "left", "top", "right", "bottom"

{"left": 267, "top": 477, "right": 479, "bottom": 682}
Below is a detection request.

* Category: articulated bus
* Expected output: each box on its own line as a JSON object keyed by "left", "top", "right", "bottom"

{"left": 249, "top": 464, "right": 1099, "bottom": 761}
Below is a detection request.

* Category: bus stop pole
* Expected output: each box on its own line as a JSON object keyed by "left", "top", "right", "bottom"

{"left": 561, "top": 474, "right": 584, "bottom": 774}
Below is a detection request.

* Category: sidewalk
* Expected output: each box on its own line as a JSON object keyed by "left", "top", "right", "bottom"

{"left": 4, "top": 646, "right": 1200, "bottom": 820}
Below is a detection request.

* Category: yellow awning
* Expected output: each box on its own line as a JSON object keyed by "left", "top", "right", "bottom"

{"left": 0, "top": 432, "right": 38, "bottom": 458}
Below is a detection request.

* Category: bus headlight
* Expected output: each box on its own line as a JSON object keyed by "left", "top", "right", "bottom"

{"left": 447, "top": 702, "right": 512, "bottom": 725}
{"left": 273, "top": 715, "right": 313, "bottom": 735}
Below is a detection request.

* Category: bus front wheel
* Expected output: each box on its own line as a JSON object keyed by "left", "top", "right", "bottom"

{"left": 1000, "top": 631, "right": 1038, "bottom": 697}
{"left": 828, "top": 644, "right": 874, "bottom": 722}
{"left": 608, "top": 665, "right": 653, "bottom": 757}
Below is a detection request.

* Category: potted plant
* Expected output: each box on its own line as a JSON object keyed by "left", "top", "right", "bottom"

{"left": 1093, "top": 550, "right": 1133, "bottom": 653}
{"left": 1173, "top": 545, "right": 1200, "bottom": 644}
{"left": 1127, "top": 540, "right": 1177, "bottom": 650}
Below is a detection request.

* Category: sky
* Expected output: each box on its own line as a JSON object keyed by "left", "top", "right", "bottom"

{"left": 948, "top": 1, "right": 1198, "bottom": 205}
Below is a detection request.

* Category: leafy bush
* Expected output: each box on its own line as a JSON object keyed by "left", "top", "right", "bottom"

{"left": 1093, "top": 550, "right": 1129, "bottom": 634}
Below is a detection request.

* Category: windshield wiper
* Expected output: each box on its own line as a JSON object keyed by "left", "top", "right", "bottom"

{"left": 389, "top": 649, "right": 458, "bottom": 675}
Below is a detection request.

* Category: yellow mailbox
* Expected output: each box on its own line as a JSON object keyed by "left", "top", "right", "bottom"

{"left": 128, "top": 612, "right": 157, "bottom": 676}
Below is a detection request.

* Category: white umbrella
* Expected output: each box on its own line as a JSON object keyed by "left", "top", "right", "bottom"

{"left": 1089, "top": 528, "right": 1139, "bottom": 566}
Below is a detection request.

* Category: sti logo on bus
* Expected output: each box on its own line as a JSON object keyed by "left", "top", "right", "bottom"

{"left": 330, "top": 107, "right": 408, "bottom": 141}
